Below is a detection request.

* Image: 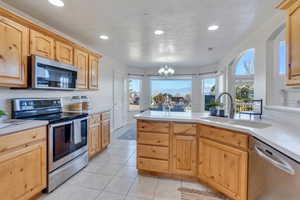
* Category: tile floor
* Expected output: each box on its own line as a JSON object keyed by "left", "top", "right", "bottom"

{"left": 39, "top": 123, "right": 214, "bottom": 200}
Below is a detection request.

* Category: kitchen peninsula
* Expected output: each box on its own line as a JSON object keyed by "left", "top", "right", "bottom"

{"left": 134, "top": 111, "right": 300, "bottom": 200}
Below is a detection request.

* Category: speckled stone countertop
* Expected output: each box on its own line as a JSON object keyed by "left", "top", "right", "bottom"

{"left": 135, "top": 111, "right": 300, "bottom": 163}
{"left": 0, "top": 120, "right": 48, "bottom": 136}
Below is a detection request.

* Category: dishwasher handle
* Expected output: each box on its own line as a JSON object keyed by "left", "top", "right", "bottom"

{"left": 255, "top": 145, "right": 295, "bottom": 175}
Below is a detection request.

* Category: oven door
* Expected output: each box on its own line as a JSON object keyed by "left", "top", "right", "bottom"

{"left": 48, "top": 118, "right": 88, "bottom": 172}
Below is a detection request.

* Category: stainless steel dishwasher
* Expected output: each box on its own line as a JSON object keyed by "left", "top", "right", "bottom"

{"left": 249, "top": 137, "right": 300, "bottom": 200}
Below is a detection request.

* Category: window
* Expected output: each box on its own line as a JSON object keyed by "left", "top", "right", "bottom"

{"left": 279, "top": 41, "right": 287, "bottom": 74}
{"left": 203, "top": 78, "right": 217, "bottom": 111}
{"left": 234, "top": 49, "right": 255, "bottom": 103}
{"left": 128, "top": 79, "right": 141, "bottom": 110}
{"left": 150, "top": 79, "right": 192, "bottom": 112}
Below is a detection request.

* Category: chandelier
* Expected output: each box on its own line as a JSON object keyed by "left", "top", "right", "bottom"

{"left": 158, "top": 65, "right": 175, "bottom": 77}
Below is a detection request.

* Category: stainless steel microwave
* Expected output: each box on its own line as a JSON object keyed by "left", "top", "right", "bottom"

{"left": 30, "top": 55, "right": 78, "bottom": 90}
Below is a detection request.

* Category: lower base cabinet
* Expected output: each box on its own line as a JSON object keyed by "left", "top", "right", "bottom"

{"left": 137, "top": 120, "right": 249, "bottom": 200}
{"left": 88, "top": 112, "right": 111, "bottom": 158}
{"left": 198, "top": 138, "right": 248, "bottom": 200}
{"left": 0, "top": 127, "right": 47, "bottom": 200}
{"left": 172, "top": 135, "right": 197, "bottom": 176}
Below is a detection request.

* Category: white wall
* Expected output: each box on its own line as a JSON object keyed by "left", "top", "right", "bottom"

{"left": 0, "top": 3, "right": 128, "bottom": 129}
{"left": 218, "top": 12, "right": 286, "bottom": 105}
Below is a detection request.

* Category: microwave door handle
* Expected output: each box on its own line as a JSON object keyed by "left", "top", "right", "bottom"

{"left": 254, "top": 145, "right": 295, "bottom": 175}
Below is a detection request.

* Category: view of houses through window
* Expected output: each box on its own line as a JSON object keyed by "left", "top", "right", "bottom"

{"left": 150, "top": 79, "right": 192, "bottom": 112}
{"left": 128, "top": 79, "right": 141, "bottom": 110}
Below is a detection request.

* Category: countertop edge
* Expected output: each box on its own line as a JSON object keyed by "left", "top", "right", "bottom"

{"left": 0, "top": 121, "right": 49, "bottom": 137}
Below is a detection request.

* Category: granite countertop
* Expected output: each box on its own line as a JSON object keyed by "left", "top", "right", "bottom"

{"left": 135, "top": 111, "right": 300, "bottom": 163}
{"left": 0, "top": 120, "right": 49, "bottom": 136}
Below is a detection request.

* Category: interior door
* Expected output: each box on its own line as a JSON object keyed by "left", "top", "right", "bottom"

{"left": 113, "top": 71, "right": 126, "bottom": 130}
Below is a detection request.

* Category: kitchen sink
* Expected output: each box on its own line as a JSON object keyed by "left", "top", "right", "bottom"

{"left": 202, "top": 116, "right": 271, "bottom": 129}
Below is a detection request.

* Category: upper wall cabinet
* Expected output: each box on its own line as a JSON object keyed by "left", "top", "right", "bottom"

{"left": 55, "top": 41, "right": 73, "bottom": 65}
{"left": 30, "top": 29, "right": 55, "bottom": 59}
{"left": 89, "top": 54, "right": 100, "bottom": 90}
{"left": 278, "top": 0, "right": 300, "bottom": 86}
{"left": 0, "top": 16, "right": 29, "bottom": 87}
{"left": 74, "top": 49, "right": 89, "bottom": 89}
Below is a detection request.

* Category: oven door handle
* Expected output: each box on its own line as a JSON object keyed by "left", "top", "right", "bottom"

{"left": 255, "top": 145, "right": 295, "bottom": 175}
{"left": 49, "top": 121, "right": 73, "bottom": 128}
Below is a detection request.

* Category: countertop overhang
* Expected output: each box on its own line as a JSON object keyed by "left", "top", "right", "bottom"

{"left": 135, "top": 111, "right": 300, "bottom": 163}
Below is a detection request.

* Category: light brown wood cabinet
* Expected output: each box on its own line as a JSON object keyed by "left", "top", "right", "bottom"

{"left": 74, "top": 49, "right": 89, "bottom": 89}
{"left": 30, "top": 29, "right": 55, "bottom": 59}
{"left": 198, "top": 138, "right": 248, "bottom": 200}
{"left": 0, "top": 127, "right": 47, "bottom": 200}
{"left": 101, "top": 118, "right": 110, "bottom": 149}
{"left": 172, "top": 135, "right": 197, "bottom": 176}
{"left": 55, "top": 41, "right": 73, "bottom": 65}
{"left": 278, "top": 0, "right": 300, "bottom": 85}
{"left": 88, "top": 54, "right": 100, "bottom": 90}
{"left": 137, "top": 120, "right": 249, "bottom": 200}
{"left": 0, "top": 16, "right": 29, "bottom": 87}
{"left": 88, "top": 112, "right": 111, "bottom": 158}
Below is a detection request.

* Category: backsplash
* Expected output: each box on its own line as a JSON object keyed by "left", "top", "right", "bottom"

{"left": 284, "top": 89, "right": 300, "bottom": 107}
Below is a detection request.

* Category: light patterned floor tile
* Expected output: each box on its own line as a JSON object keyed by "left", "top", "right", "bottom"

{"left": 105, "top": 176, "right": 136, "bottom": 195}
{"left": 96, "top": 191, "right": 125, "bottom": 200}
{"left": 116, "top": 166, "right": 138, "bottom": 178}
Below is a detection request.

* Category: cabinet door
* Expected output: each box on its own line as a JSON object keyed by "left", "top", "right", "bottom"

{"left": 199, "top": 138, "right": 248, "bottom": 200}
{"left": 55, "top": 41, "right": 73, "bottom": 65}
{"left": 101, "top": 120, "right": 110, "bottom": 148}
{"left": 0, "top": 16, "right": 29, "bottom": 87}
{"left": 74, "top": 49, "right": 89, "bottom": 89}
{"left": 172, "top": 135, "right": 197, "bottom": 176}
{"left": 88, "top": 54, "right": 100, "bottom": 89}
{"left": 30, "top": 29, "right": 55, "bottom": 59}
{"left": 88, "top": 125, "right": 99, "bottom": 158}
{"left": 0, "top": 141, "right": 46, "bottom": 200}
{"left": 287, "top": 3, "right": 300, "bottom": 84}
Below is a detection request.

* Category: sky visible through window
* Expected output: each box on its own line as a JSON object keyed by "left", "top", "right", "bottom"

{"left": 151, "top": 80, "right": 192, "bottom": 96}
{"left": 279, "top": 41, "right": 287, "bottom": 74}
{"left": 203, "top": 78, "right": 216, "bottom": 95}
{"left": 235, "top": 49, "right": 255, "bottom": 76}
{"left": 129, "top": 79, "right": 141, "bottom": 92}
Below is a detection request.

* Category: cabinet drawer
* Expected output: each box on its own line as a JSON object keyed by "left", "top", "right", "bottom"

{"left": 0, "top": 126, "right": 46, "bottom": 153}
{"left": 173, "top": 123, "right": 197, "bottom": 135}
{"left": 138, "top": 120, "right": 169, "bottom": 133}
{"left": 101, "top": 112, "right": 110, "bottom": 121}
{"left": 138, "top": 145, "right": 169, "bottom": 160}
{"left": 138, "top": 132, "right": 169, "bottom": 146}
{"left": 138, "top": 158, "right": 169, "bottom": 173}
{"left": 199, "top": 125, "right": 248, "bottom": 150}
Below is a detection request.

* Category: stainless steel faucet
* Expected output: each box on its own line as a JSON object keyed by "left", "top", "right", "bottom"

{"left": 216, "top": 92, "right": 235, "bottom": 119}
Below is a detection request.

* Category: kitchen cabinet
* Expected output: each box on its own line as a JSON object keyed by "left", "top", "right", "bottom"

{"left": 55, "top": 41, "right": 73, "bottom": 65}
{"left": 88, "top": 54, "right": 100, "bottom": 90}
{"left": 171, "top": 123, "right": 197, "bottom": 176}
{"left": 88, "top": 112, "right": 111, "bottom": 158}
{"left": 88, "top": 114, "right": 101, "bottom": 158}
{"left": 74, "top": 49, "right": 89, "bottom": 89}
{"left": 172, "top": 135, "right": 197, "bottom": 176}
{"left": 278, "top": 0, "right": 300, "bottom": 85}
{"left": 198, "top": 138, "right": 248, "bottom": 200}
{"left": 0, "top": 16, "right": 29, "bottom": 87}
{"left": 137, "top": 120, "right": 170, "bottom": 173}
{"left": 0, "top": 127, "right": 47, "bottom": 200}
{"left": 30, "top": 29, "right": 55, "bottom": 59}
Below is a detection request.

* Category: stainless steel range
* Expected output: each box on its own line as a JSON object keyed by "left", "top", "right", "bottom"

{"left": 12, "top": 98, "right": 89, "bottom": 192}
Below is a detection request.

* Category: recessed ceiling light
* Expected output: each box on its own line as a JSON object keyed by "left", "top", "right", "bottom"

{"left": 154, "top": 30, "right": 164, "bottom": 35}
{"left": 99, "top": 35, "right": 109, "bottom": 40}
{"left": 208, "top": 25, "right": 219, "bottom": 31}
{"left": 48, "top": 0, "right": 64, "bottom": 7}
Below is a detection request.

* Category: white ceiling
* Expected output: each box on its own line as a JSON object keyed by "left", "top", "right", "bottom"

{"left": 2, "top": 0, "right": 282, "bottom": 68}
